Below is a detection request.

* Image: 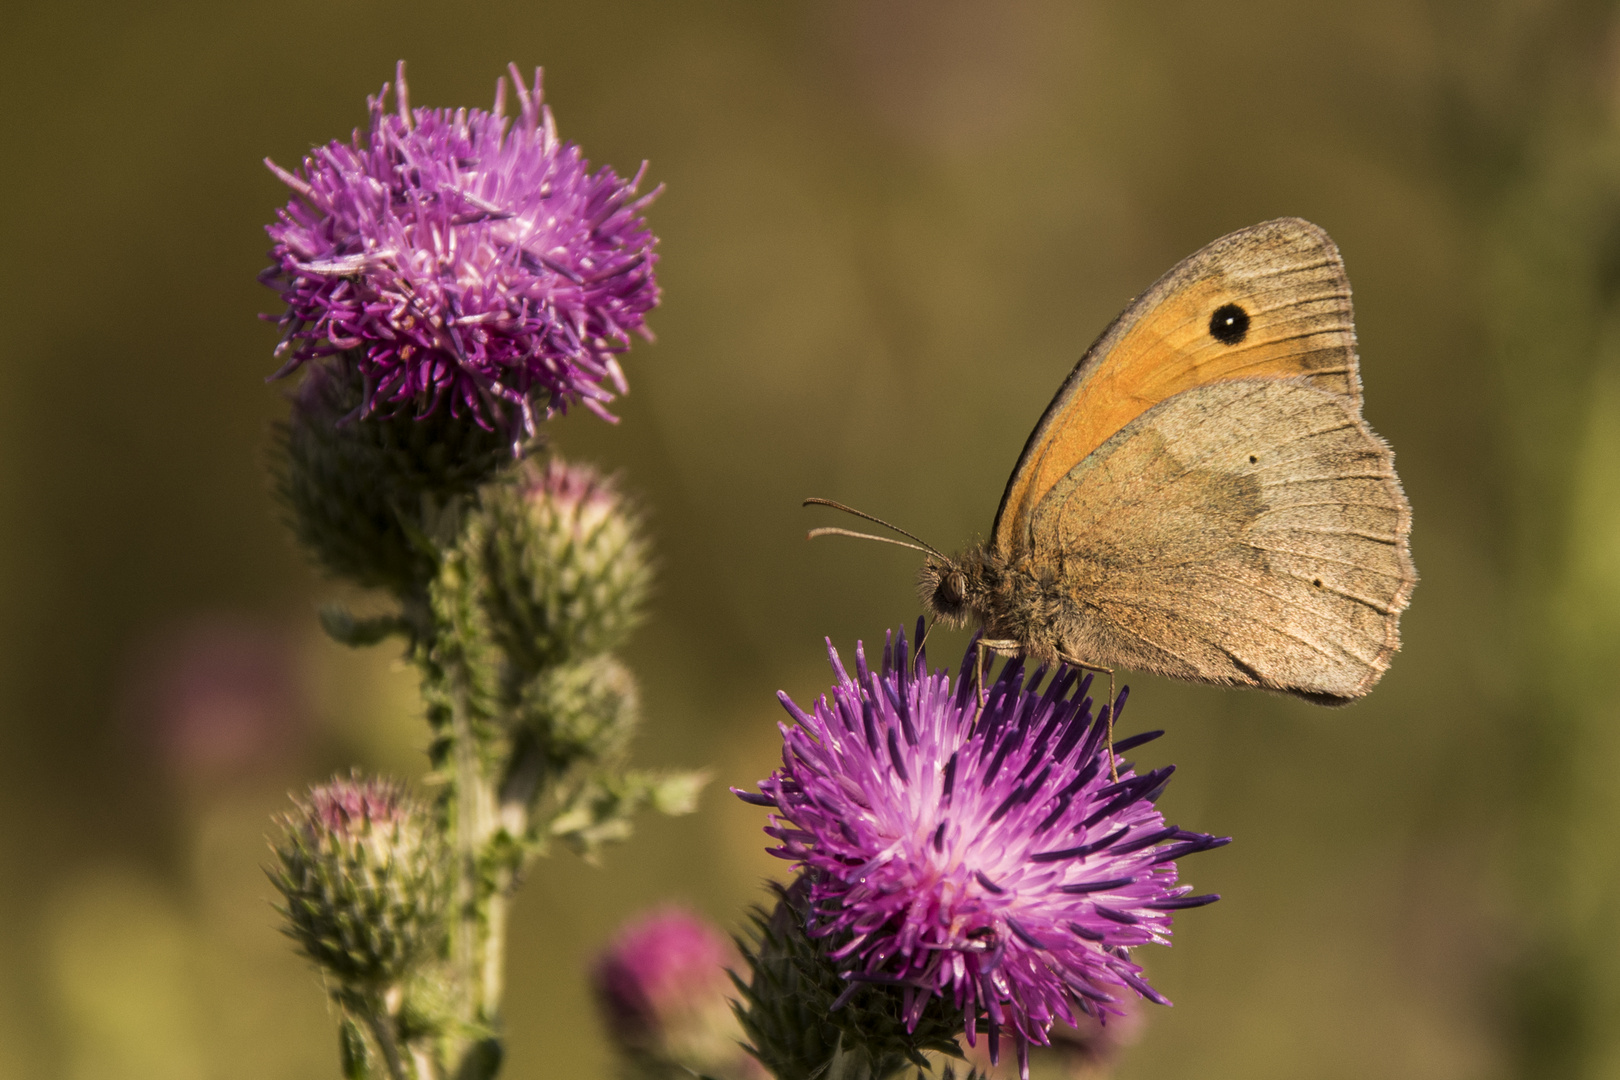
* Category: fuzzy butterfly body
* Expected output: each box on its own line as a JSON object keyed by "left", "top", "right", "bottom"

{"left": 919, "top": 218, "right": 1416, "bottom": 704}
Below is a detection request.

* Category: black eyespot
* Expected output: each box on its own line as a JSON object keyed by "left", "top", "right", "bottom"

{"left": 1313, "top": 578, "right": 1323, "bottom": 588}
{"left": 1209, "top": 303, "right": 1249, "bottom": 345}
{"left": 1248, "top": 454, "right": 1258, "bottom": 464}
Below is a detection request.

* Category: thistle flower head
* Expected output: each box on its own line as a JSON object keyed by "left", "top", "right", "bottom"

{"left": 270, "top": 773, "right": 449, "bottom": 986}
{"left": 262, "top": 62, "right": 661, "bottom": 441}
{"left": 737, "top": 625, "right": 1226, "bottom": 1076}
{"left": 305, "top": 776, "right": 400, "bottom": 833}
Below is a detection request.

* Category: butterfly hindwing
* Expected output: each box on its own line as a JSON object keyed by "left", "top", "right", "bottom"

{"left": 1026, "top": 378, "right": 1414, "bottom": 701}
{"left": 993, "top": 218, "right": 1360, "bottom": 561}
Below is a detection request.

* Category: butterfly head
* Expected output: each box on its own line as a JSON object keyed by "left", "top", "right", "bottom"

{"left": 918, "top": 547, "right": 1000, "bottom": 627}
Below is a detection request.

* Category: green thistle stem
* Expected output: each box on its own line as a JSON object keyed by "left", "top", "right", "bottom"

{"left": 483, "top": 877, "right": 511, "bottom": 1025}
{"left": 448, "top": 677, "right": 498, "bottom": 1066}
{"left": 356, "top": 993, "right": 415, "bottom": 1080}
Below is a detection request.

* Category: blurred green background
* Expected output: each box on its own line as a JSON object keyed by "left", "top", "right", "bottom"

{"left": 5, "top": 1, "right": 1620, "bottom": 1077}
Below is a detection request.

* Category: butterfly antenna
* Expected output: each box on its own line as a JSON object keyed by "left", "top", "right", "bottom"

{"left": 805, "top": 526, "right": 933, "bottom": 554}
{"left": 803, "top": 498, "right": 945, "bottom": 558}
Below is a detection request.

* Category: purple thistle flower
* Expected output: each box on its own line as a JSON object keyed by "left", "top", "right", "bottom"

{"left": 736, "top": 624, "right": 1227, "bottom": 1076}
{"left": 261, "top": 61, "right": 661, "bottom": 440}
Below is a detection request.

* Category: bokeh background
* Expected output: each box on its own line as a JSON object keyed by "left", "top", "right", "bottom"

{"left": 4, "top": 1, "right": 1620, "bottom": 1077}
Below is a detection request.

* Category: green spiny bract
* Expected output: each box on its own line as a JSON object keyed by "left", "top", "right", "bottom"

{"left": 735, "top": 880, "right": 967, "bottom": 1080}
{"left": 423, "top": 537, "right": 704, "bottom": 861}
{"left": 270, "top": 774, "right": 450, "bottom": 987}
{"left": 422, "top": 540, "right": 647, "bottom": 749}
{"left": 493, "top": 655, "right": 644, "bottom": 850}
{"left": 274, "top": 356, "right": 514, "bottom": 596}
{"left": 495, "top": 657, "right": 706, "bottom": 861}
{"left": 338, "top": 1017, "right": 376, "bottom": 1079}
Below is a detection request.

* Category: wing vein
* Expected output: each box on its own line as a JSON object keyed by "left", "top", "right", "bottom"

{"left": 1260, "top": 471, "right": 1394, "bottom": 486}
{"left": 1252, "top": 526, "right": 1400, "bottom": 544}
{"left": 1252, "top": 544, "right": 1410, "bottom": 578}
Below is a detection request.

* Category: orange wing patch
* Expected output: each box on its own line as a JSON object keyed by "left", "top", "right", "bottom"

{"left": 992, "top": 218, "right": 1360, "bottom": 558}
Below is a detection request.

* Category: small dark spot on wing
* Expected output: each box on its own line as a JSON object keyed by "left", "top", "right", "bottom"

{"left": 1209, "top": 303, "right": 1250, "bottom": 345}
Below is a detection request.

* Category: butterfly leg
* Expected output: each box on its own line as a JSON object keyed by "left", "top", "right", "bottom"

{"left": 917, "top": 616, "right": 937, "bottom": 654}
{"left": 1058, "top": 653, "right": 1118, "bottom": 781}
{"left": 973, "top": 639, "right": 1024, "bottom": 719}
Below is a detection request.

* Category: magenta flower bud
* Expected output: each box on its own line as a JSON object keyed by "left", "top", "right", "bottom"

{"left": 592, "top": 907, "right": 762, "bottom": 1080}
{"left": 262, "top": 62, "right": 661, "bottom": 441}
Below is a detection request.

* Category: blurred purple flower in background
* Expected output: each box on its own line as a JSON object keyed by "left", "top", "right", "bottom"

{"left": 262, "top": 62, "right": 661, "bottom": 440}
{"left": 593, "top": 907, "right": 764, "bottom": 1080}
{"left": 738, "top": 625, "right": 1226, "bottom": 1072}
{"left": 119, "top": 615, "right": 309, "bottom": 779}
{"left": 592, "top": 907, "right": 735, "bottom": 1042}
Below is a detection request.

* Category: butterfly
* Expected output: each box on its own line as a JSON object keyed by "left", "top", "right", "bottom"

{"left": 815, "top": 218, "right": 1415, "bottom": 705}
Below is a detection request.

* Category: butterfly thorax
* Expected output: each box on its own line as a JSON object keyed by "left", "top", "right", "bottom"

{"left": 918, "top": 546, "right": 1071, "bottom": 664}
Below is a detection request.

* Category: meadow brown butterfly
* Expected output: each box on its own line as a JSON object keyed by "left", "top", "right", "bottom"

{"left": 818, "top": 218, "right": 1415, "bottom": 704}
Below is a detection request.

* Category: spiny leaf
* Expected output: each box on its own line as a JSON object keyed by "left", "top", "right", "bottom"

{"left": 320, "top": 605, "right": 411, "bottom": 647}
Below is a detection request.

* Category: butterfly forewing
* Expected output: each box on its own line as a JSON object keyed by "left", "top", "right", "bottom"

{"left": 993, "top": 218, "right": 1361, "bottom": 561}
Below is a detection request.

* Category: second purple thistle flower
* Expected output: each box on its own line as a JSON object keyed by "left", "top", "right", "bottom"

{"left": 262, "top": 62, "right": 661, "bottom": 439}
{"left": 738, "top": 625, "right": 1227, "bottom": 1071}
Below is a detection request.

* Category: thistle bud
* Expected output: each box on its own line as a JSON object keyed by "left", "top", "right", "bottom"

{"left": 518, "top": 653, "right": 639, "bottom": 762}
{"left": 270, "top": 774, "right": 449, "bottom": 986}
{"left": 275, "top": 357, "right": 512, "bottom": 595}
{"left": 463, "top": 457, "right": 650, "bottom": 671}
{"left": 593, "top": 907, "right": 763, "bottom": 1080}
